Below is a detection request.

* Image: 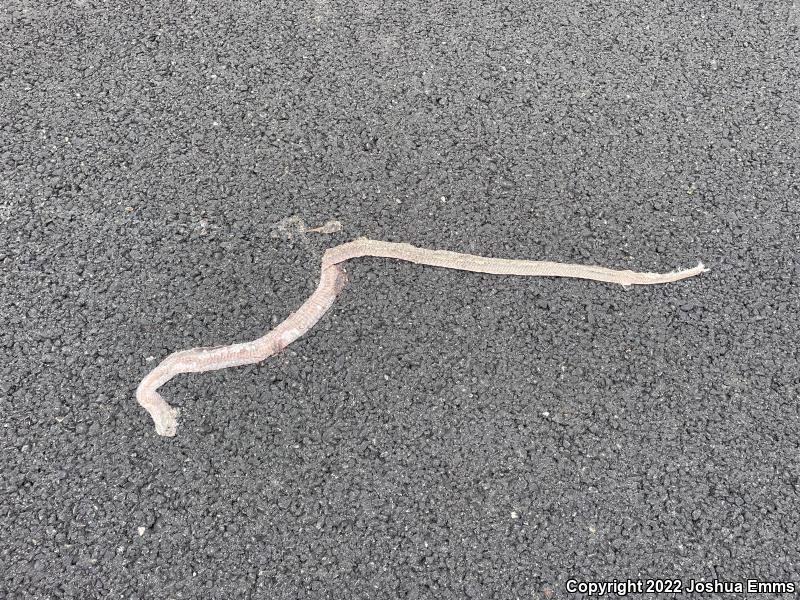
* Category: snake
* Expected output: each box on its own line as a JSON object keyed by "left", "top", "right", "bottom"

{"left": 136, "top": 238, "right": 707, "bottom": 437}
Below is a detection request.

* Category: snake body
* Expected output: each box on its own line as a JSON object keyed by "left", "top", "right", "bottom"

{"left": 137, "top": 238, "right": 707, "bottom": 437}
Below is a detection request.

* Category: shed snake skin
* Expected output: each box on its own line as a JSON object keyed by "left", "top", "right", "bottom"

{"left": 137, "top": 238, "right": 707, "bottom": 437}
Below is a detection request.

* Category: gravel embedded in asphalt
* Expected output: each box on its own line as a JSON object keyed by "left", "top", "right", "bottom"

{"left": 2, "top": 1, "right": 799, "bottom": 598}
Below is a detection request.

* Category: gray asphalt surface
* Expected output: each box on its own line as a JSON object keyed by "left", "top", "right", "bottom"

{"left": 2, "top": 1, "right": 799, "bottom": 598}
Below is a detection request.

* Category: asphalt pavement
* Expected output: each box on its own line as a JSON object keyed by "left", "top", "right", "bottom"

{"left": 2, "top": 0, "right": 799, "bottom": 598}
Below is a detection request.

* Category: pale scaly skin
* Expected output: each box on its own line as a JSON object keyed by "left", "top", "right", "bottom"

{"left": 137, "top": 238, "right": 707, "bottom": 437}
